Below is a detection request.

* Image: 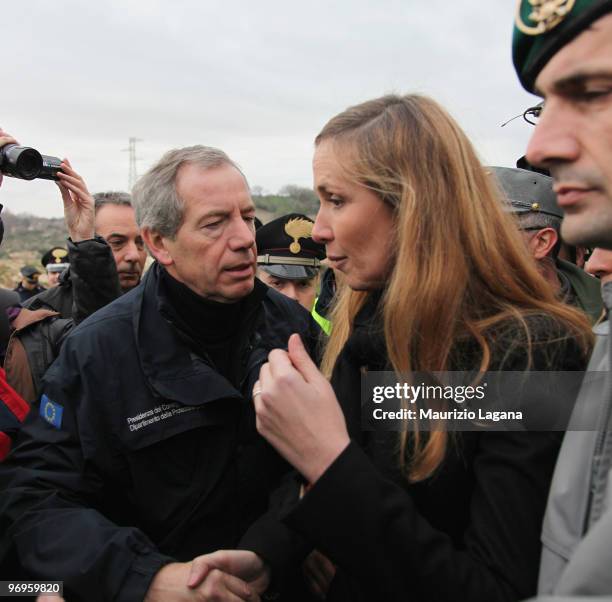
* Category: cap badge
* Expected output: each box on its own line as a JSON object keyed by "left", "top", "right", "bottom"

{"left": 515, "top": 0, "right": 575, "bottom": 36}
{"left": 52, "top": 248, "right": 68, "bottom": 263}
{"left": 531, "top": 202, "right": 541, "bottom": 211}
{"left": 284, "top": 217, "right": 313, "bottom": 254}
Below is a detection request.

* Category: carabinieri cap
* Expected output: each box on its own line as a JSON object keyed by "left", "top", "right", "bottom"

{"left": 488, "top": 166, "right": 562, "bottom": 218}
{"left": 256, "top": 213, "right": 326, "bottom": 280}
{"left": 513, "top": 0, "right": 612, "bottom": 93}
{"left": 41, "top": 246, "right": 69, "bottom": 272}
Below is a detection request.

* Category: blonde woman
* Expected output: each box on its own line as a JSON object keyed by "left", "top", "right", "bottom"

{"left": 189, "top": 95, "right": 593, "bottom": 602}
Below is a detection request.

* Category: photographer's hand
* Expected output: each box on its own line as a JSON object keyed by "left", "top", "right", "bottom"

{"left": 0, "top": 128, "right": 18, "bottom": 188}
{"left": 56, "top": 159, "right": 95, "bottom": 242}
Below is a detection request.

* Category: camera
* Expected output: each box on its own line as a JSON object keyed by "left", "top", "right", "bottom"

{"left": 0, "top": 145, "right": 62, "bottom": 181}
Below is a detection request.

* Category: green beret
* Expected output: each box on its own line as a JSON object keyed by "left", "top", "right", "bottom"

{"left": 513, "top": 0, "right": 612, "bottom": 93}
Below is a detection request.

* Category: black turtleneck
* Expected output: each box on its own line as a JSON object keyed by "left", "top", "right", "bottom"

{"left": 158, "top": 267, "right": 248, "bottom": 385}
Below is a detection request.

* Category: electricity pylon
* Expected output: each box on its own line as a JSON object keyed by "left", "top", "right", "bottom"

{"left": 122, "top": 137, "right": 142, "bottom": 190}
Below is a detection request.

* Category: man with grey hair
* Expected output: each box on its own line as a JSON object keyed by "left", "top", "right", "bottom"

{"left": 19, "top": 189, "right": 144, "bottom": 319}
{"left": 0, "top": 145, "right": 320, "bottom": 601}
{"left": 90, "top": 191, "right": 147, "bottom": 293}
{"left": 491, "top": 166, "right": 602, "bottom": 323}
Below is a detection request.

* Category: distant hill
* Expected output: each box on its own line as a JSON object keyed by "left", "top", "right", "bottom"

{"left": 252, "top": 185, "right": 319, "bottom": 220}
{"left": 0, "top": 185, "right": 319, "bottom": 289}
{"left": 0, "top": 210, "right": 67, "bottom": 289}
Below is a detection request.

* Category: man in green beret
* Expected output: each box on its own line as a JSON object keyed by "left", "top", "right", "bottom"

{"left": 513, "top": 0, "right": 612, "bottom": 597}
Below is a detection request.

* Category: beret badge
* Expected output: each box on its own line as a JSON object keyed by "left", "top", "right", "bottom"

{"left": 515, "top": 0, "right": 576, "bottom": 35}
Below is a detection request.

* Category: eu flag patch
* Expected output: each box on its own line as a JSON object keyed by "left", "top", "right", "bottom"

{"left": 40, "top": 395, "right": 63, "bottom": 429}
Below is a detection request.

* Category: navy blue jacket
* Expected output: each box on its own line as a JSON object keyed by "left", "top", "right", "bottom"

{"left": 0, "top": 264, "right": 321, "bottom": 601}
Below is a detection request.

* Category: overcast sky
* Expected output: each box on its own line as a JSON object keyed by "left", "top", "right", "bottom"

{"left": 2, "top": 0, "right": 540, "bottom": 218}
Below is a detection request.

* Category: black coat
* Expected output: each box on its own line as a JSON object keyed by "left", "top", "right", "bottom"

{"left": 4, "top": 237, "right": 123, "bottom": 405}
{"left": 13, "top": 283, "right": 44, "bottom": 303}
{"left": 244, "top": 296, "right": 588, "bottom": 602}
{"left": 0, "top": 264, "right": 321, "bottom": 602}
{"left": 22, "top": 236, "right": 121, "bottom": 323}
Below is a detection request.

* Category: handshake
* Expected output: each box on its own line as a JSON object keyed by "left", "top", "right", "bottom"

{"left": 144, "top": 550, "right": 270, "bottom": 602}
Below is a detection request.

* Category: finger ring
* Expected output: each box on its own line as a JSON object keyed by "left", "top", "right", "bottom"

{"left": 252, "top": 386, "right": 262, "bottom": 398}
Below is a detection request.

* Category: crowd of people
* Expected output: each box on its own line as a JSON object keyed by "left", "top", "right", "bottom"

{"left": 0, "top": 1, "right": 611, "bottom": 600}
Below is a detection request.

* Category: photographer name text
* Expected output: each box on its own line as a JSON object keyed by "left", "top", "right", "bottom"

{"left": 372, "top": 407, "right": 522, "bottom": 422}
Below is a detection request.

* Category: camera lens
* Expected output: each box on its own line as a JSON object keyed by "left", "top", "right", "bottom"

{"left": 0, "top": 145, "right": 43, "bottom": 180}
{"left": 14, "top": 148, "right": 42, "bottom": 180}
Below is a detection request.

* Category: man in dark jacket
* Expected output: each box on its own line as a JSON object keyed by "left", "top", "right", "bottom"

{"left": 21, "top": 189, "right": 146, "bottom": 321}
{"left": 0, "top": 145, "right": 320, "bottom": 601}
{"left": 13, "top": 266, "right": 44, "bottom": 302}
{"left": 4, "top": 176, "right": 136, "bottom": 404}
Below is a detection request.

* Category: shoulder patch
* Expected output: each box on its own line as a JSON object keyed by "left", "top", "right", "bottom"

{"left": 40, "top": 394, "right": 63, "bottom": 429}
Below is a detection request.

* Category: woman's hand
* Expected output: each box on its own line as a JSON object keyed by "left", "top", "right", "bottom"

{"left": 253, "top": 333, "right": 350, "bottom": 483}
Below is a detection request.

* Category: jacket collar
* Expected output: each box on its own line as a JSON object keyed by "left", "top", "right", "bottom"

{"left": 132, "top": 263, "right": 264, "bottom": 406}
{"left": 342, "top": 290, "right": 387, "bottom": 370}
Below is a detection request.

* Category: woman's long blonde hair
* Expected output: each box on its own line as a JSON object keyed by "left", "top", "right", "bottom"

{"left": 317, "top": 94, "right": 593, "bottom": 482}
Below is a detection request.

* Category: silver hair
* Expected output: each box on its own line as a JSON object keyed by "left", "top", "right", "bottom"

{"left": 132, "top": 145, "right": 243, "bottom": 239}
{"left": 93, "top": 191, "right": 132, "bottom": 211}
{"left": 516, "top": 211, "right": 562, "bottom": 233}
